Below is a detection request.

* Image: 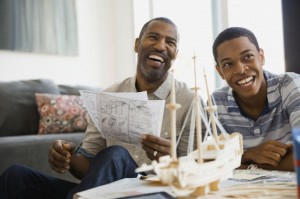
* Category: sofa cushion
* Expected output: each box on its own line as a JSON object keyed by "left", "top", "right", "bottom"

{"left": 0, "top": 132, "right": 84, "bottom": 182}
{"left": 0, "top": 79, "right": 60, "bottom": 136}
{"left": 58, "top": 84, "right": 101, "bottom": 95}
{"left": 35, "top": 93, "right": 88, "bottom": 134}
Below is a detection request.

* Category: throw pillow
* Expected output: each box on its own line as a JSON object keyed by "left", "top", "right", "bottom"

{"left": 35, "top": 93, "right": 88, "bottom": 134}
{"left": 0, "top": 79, "right": 60, "bottom": 136}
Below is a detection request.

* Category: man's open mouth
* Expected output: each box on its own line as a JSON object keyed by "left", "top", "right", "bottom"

{"left": 236, "top": 76, "right": 255, "bottom": 86}
{"left": 148, "top": 55, "right": 165, "bottom": 63}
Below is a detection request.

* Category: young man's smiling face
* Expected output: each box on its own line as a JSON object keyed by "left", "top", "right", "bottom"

{"left": 134, "top": 20, "right": 178, "bottom": 83}
{"left": 215, "top": 36, "right": 266, "bottom": 99}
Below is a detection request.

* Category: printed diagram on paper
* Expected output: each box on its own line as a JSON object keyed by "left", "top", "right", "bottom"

{"left": 80, "top": 90, "right": 165, "bottom": 144}
{"left": 79, "top": 90, "right": 148, "bottom": 131}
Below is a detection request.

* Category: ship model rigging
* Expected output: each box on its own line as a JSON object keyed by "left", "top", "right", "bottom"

{"left": 136, "top": 54, "right": 243, "bottom": 197}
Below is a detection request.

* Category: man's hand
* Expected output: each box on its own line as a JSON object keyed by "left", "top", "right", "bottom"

{"left": 242, "top": 140, "right": 289, "bottom": 167}
{"left": 141, "top": 134, "right": 171, "bottom": 160}
{"left": 48, "top": 140, "right": 76, "bottom": 174}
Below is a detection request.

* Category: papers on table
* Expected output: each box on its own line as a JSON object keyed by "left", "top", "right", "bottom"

{"left": 80, "top": 90, "right": 165, "bottom": 144}
{"left": 220, "top": 168, "right": 296, "bottom": 189}
{"left": 74, "top": 170, "right": 297, "bottom": 199}
{"left": 74, "top": 178, "right": 174, "bottom": 199}
{"left": 229, "top": 168, "right": 296, "bottom": 183}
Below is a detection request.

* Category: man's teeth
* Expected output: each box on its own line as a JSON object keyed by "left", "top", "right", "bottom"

{"left": 237, "top": 76, "right": 253, "bottom": 85}
{"left": 149, "top": 55, "right": 164, "bottom": 63}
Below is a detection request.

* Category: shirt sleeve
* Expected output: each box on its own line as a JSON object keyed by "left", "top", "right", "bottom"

{"left": 75, "top": 146, "right": 95, "bottom": 162}
{"left": 79, "top": 114, "right": 107, "bottom": 156}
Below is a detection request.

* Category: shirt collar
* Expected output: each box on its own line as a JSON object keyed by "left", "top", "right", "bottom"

{"left": 151, "top": 73, "right": 171, "bottom": 100}
{"left": 265, "top": 70, "right": 281, "bottom": 109}
{"left": 227, "top": 87, "right": 237, "bottom": 108}
{"left": 131, "top": 73, "right": 171, "bottom": 100}
{"left": 128, "top": 76, "right": 138, "bottom": 92}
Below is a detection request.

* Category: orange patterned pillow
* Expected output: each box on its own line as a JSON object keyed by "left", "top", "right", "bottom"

{"left": 35, "top": 93, "right": 88, "bottom": 134}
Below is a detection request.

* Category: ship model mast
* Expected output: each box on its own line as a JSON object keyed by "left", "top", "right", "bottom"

{"left": 165, "top": 68, "right": 181, "bottom": 161}
{"left": 191, "top": 53, "right": 203, "bottom": 163}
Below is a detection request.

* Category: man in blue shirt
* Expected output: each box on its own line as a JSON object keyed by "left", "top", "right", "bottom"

{"left": 212, "top": 27, "right": 299, "bottom": 171}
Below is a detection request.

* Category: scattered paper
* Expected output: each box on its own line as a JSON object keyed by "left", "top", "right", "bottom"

{"left": 229, "top": 168, "right": 296, "bottom": 183}
{"left": 74, "top": 178, "right": 174, "bottom": 199}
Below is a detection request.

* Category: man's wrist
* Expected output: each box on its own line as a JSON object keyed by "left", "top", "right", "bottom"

{"left": 241, "top": 150, "right": 252, "bottom": 164}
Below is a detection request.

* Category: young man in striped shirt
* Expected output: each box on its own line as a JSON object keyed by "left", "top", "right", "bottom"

{"left": 212, "top": 27, "right": 299, "bottom": 171}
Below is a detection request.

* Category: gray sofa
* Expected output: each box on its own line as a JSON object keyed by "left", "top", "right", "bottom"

{"left": 0, "top": 79, "right": 100, "bottom": 183}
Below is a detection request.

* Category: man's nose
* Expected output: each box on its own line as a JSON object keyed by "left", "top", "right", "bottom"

{"left": 234, "top": 62, "right": 248, "bottom": 74}
{"left": 154, "top": 39, "right": 167, "bottom": 51}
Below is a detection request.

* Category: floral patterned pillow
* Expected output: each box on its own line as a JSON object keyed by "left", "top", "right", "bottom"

{"left": 35, "top": 93, "right": 88, "bottom": 134}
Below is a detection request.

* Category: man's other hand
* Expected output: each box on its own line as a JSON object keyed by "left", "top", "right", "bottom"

{"left": 140, "top": 134, "right": 171, "bottom": 160}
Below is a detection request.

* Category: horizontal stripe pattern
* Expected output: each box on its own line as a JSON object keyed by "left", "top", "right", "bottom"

{"left": 212, "top": 71, "right": 300, "bottom": 150}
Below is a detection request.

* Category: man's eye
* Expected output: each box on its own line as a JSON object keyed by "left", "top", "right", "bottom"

{"left": 244, "top": 54, "right": 253, "bottom": 60}
{"left": 147, "top": 35, "right": 157, "bottom": 40}
{"left": 167, "top": 41, "right": 176, "bottom": 47}
{"left": 223, "top": 63, "right": 231, "bottom": 68}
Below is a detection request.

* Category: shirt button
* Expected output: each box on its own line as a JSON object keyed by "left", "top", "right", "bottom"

{"left": 134, "top": 155, "right": 138, "bottom": 159}
{"left": 254, "top": 128, "right": 260, "bottom": 135}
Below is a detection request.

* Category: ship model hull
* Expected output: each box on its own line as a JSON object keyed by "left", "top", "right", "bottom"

{"left": 136, "top": 132, "right": 243, "bottom": 197}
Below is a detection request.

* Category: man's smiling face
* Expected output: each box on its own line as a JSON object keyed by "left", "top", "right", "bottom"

{"left": 215, "top": 36, "right": 265, "bottom": 99}
{"left": 134, "top": 20, "right": 178, "bottom": 83}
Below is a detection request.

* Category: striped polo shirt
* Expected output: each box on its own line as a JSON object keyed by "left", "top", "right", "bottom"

{"left": 212, "top": 70, "right": 300, "bottom": 150}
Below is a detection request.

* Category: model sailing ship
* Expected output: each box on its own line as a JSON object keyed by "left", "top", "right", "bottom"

{"left": 135, "top": 55, "right": 244, "bottom": 197}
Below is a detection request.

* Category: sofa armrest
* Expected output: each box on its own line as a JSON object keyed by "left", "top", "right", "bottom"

{"left": 0, "top": 133, "right": 84, "bottom": 183}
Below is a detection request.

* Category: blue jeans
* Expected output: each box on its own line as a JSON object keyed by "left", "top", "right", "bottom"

{"left": 0, "top": 146, "right": 141, "bottom": 199}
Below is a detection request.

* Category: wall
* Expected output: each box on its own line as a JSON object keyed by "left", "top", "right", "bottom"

{"left": 0, "top": 0, "right": 136, "bottom": 88}
{"left": 282, "top": 0, "right": 300, "bottom": 74}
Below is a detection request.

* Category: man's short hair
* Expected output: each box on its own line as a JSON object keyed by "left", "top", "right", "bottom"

{"left": 138, "top": 17, "right": 179, "bottom": 41}
{"left": 212, "top": 27, "right": 260, "bottom": 65}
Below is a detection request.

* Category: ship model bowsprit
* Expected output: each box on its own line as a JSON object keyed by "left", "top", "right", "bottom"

{"left": 135, "top": 55, "right": 243, "bottom": 197}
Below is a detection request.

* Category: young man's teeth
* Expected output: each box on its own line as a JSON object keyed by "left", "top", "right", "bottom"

{"left": 238, "top": 76, "right": 253, "bottom": 85}
{"left": 149, "top": 55, "right": 164, "bottom": 62}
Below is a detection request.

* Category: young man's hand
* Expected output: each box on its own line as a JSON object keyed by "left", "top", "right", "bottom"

{"left": 242, "top": 140, "right": 289, "bottom": 166}
{"left": 241, "top": 140, "right": 294, "bottom": 171}
{"left": 140, "top": 134, "right": 171, "bottom": 160}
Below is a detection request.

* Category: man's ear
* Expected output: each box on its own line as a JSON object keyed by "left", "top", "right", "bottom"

{"left": 215, "top": 65, "right": 225, "bottom": 80}
{"left": 259, "top": 48, "right": 265, "bottom": 66}
{"left": 134, "top": 38, "right": 139, "bottom": 52}
{"left": 175, "top": 49, "right": 179, "bottom": 59}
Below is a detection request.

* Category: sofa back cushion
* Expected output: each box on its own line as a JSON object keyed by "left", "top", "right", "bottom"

{"left": 0, "top": 79, "right": 60, "bottom": 136}
{"left": 58, "top": 84, "right": 101, "bottom": 95}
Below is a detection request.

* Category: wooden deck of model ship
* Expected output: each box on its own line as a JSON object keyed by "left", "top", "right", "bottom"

{"left": 137, "top": 133, "right": 243, "bottom": 196}
{"left": 135, "top": 57, "right": 243, "bottom": 197}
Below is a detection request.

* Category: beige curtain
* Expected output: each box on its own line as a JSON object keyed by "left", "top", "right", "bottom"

{"left": 0, "top": 0, "right": 78, "bottom": 55}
